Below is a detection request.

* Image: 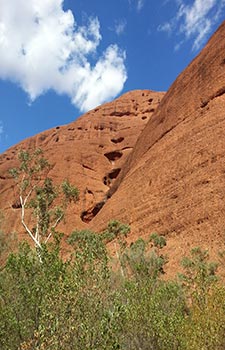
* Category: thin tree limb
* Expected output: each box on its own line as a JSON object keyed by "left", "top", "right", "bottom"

{"left": 44, "top": 213, "right": 63, "bottom": 244}
{"left": 20, "top": 196, "right": 42, "bottom": 250}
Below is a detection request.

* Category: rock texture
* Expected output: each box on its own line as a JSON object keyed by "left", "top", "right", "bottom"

{"left": 91, "top": 21, "right": 225, "bottom": 273}
{"left": 0, "top": 90, "right": 164, "bottom": 239}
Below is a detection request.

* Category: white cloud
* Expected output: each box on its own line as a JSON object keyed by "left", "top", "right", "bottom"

{"left": 0, "top": 0, "right": 127, "bottom": 112}
{"left": 157, "top": 22, "right": 174, "bottom": 35}
{"left": 0, "top": 122, "right": 3, "bottom": 136}
{"left": 71, "top": 45, "right": 126, "bottom": 111}
{"left": 0, "top": 121, "right": 4, "bottom": 142}
{"left": 128, "top": 0, "right": 145, "bottom": 12}
{"left": 114, "top": 19, "right": 127, "bottom": 36}
{"left": 137, "top": 0, "right": 145, "bottom": 11}
{"left": 158, "top": 0, "right": 225, "bottom": 51}
{"left": 177, "top": 0, "right": 217, "bottom": 50}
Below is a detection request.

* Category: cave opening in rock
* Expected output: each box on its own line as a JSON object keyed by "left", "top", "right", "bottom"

{"left": 80, "top": 201, "right": 105, "bottom": 223}
{"left": 104, "top": 151, "right": 123, "bottom": 162}
{"left": 111, "top": 137, "right": 124, "bottom": 144}
{"left": 103, "top": 168, "right": 121, "bottom": 187}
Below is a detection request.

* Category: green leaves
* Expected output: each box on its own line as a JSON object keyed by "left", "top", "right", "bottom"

{"left": 0, "top": 235, "right": 225, "bottom": 350}
{"left": 8, "top": 167, "right": 19, "bottom": 179}
{"left": 149, "top": 232, "right": 166, "bottom": 249}
{"left": 179, "top": 247, "right": 218, "bottom": 295}
{"left": 61, "top": 179, "right": 79, "bottom": 203}
{"left": 106, "top": 220, "right": 130, "bottom": 238}
{"left": 17, "top": 148, "right": 50, "bottom": 176}
{"left": 102, "top": 220, "right": 130, "bottom": 250}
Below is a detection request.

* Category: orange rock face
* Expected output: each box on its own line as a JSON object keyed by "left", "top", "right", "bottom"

{"left": 91, "top": 21, "right": 225, "bottom": 274}
{"left": 0, "top": 90, "right": 164, "bottom": 240}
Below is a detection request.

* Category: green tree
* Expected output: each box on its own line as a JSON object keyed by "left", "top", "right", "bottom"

{"left": 9, "top": 148, "right": 79, "bottom": 251}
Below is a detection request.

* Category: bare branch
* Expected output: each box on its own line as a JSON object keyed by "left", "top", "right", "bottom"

{"left": 44, "top": 213, "right": 63, "bottom": 244}
{"left": 23, "top": 186, "right": 35, "bottom": 206}
{"left": 20, "top": 196, "right": 42, "bottom": 250}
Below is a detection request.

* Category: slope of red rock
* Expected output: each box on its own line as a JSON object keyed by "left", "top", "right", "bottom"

{"left": 90, "top": 21, "right": 225, "bottom": 274}
{"left": 0, "top": 90, "right": 164, "bottom": 239}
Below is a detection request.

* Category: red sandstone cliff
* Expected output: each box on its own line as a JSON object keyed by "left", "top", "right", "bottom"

{"left": 90, "top": 21, "right": 225, "bottom": 273}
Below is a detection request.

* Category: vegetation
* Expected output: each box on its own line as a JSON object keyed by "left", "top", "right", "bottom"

{"left": 9, "top": 148, "right": 79, "bottom": 252}
{"left": 0, "top": 149, "right": 224, "bottom": 349}
{"left": 0, "top": 229, "right": 224, "bottom": 350}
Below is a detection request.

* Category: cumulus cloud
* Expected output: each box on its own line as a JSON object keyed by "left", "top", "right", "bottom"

{"left": 0, "top": 0, "right": 127, "bottom": 112}
{"left": 158, "top": 0, "right": 225, "bottom": 51}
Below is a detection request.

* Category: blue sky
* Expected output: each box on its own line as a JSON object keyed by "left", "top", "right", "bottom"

{"left": 0, "top": 0, "right": 224, "bottom": 153}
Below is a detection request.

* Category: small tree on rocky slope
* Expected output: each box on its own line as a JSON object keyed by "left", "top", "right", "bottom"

{"left": 9, "top": 148, "right": 79, "bottom": 252}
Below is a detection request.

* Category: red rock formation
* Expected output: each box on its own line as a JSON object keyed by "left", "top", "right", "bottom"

{"left": 91, "top": 21, "right": 225, "bottom": 274}
{"left": 0, "top": 90, "right": 164, "bottom": 240}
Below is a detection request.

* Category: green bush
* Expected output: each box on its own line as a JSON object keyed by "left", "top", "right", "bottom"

{"left": 0, "top": 228, "right": 224, "bottom": 350}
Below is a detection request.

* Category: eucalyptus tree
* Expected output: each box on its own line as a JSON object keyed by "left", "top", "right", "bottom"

{"left": 9, "top": 148, "right": 79, "bottom": 252}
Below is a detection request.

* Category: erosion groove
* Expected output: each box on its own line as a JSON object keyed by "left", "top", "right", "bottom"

{"left": 201, "top": 86, "right": 225, "bottom": 108}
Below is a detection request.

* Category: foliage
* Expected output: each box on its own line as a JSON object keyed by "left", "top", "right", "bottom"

{"left": 0, "top": 233, "right": 122, "bottom": 350}
{"left": 178, "top": 248, "right": 225, "bottom": 350}
{"left": 178, "top": 247, "right": 218, "bottom": 308}
{"left": 0, "top": 231, "right": 17, "bottom": 268}
{"left": 121, "top": 279, "right": 186, "bottom": 350}
{"left": 118, "top": 233, "right": 167, "bottom": 281}
{"left": 0, "top": 230, "right": 225, "bottom": 350}
{"left": 180, "top": 283, "right": 225, "bottom": 350}
{"left": 102, "top": 219, "right": 131, "bottom": 245}
{"left": 0, "top": 211, "right": 17, "bottom": 267}
{"left": 61, "top": 179, "right": 79, "bottom": 204}
{"left": 67, "top": 229, "right": 109, "bottom": 282}
{"left": 149, "top": 232, "right": 166, "bottom": 249}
